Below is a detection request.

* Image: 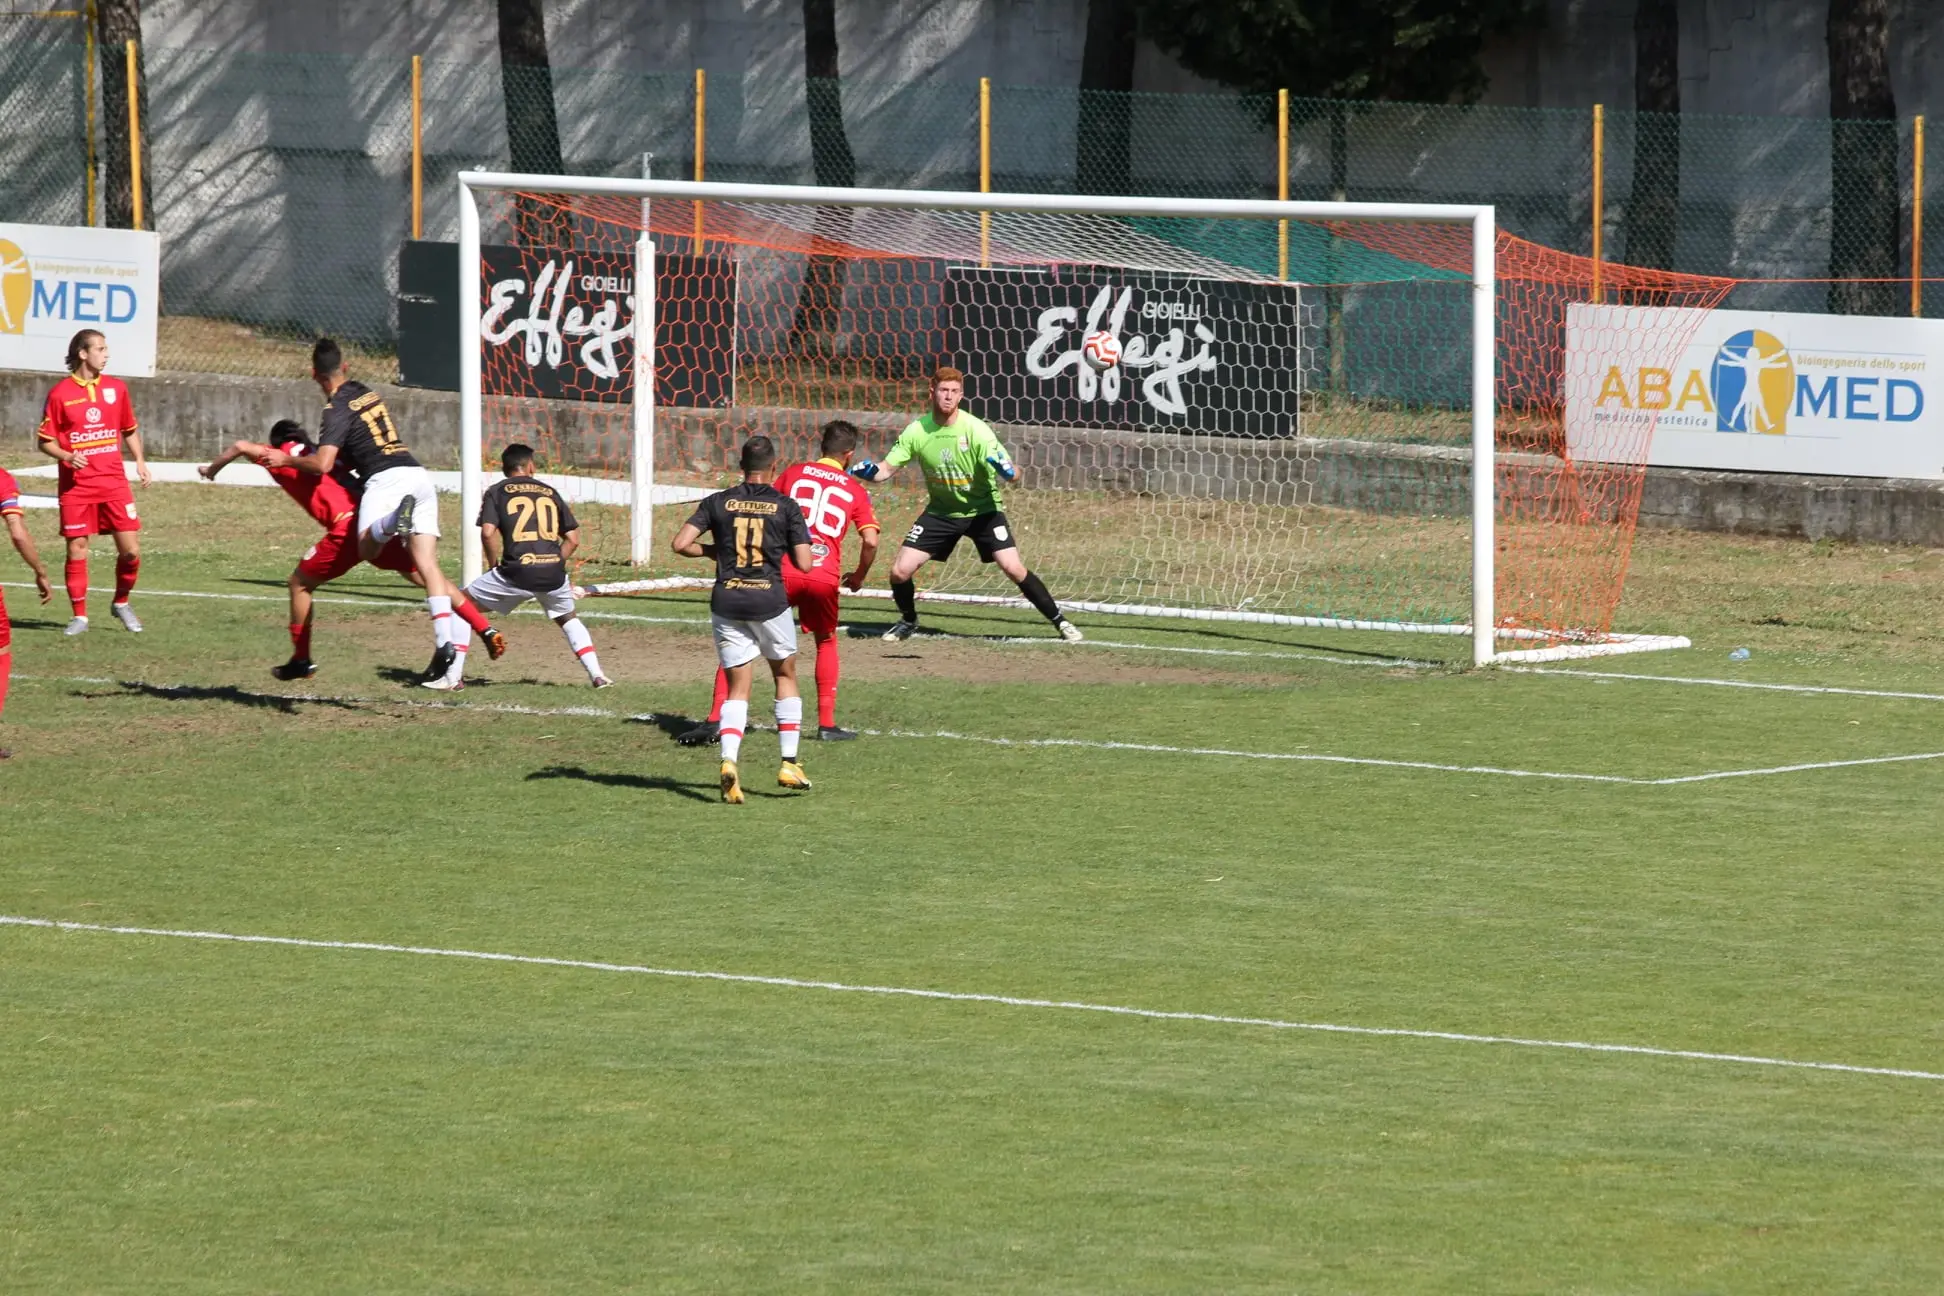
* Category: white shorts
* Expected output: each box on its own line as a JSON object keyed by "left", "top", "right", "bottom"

{"left": 356, "top": 465, "right": 441, "bottom": 539}
{"left": 465, "top": 566, "right": 576, "bottom": 619}
{"left": 712, "top": 609, "right": 798, "bottom": 669}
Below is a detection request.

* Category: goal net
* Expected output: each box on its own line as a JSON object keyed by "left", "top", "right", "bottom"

{"left": 460, "top": 175, "right": 1731, "bottom": 664}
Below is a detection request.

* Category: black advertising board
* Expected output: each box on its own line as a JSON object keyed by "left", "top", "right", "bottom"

{"left": 944, "top": 265, "right": 1303, "bottom": 437}
{"left": 397, "top": 240, "right": 735, "bottom": 405}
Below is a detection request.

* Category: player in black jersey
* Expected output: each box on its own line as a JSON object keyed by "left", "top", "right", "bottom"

{"left": 262, "top": 338, "right": 467, "bottom": 683}
{"left": 671, "top": 435, "right": 815, "bottom": 803}
{"left": 425, "top": 443, "right": 611, "bottom": 691}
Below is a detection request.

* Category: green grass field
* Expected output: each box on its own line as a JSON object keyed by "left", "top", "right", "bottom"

{"left": 5, "top": 483, "right": 1944, "bottom": 1292}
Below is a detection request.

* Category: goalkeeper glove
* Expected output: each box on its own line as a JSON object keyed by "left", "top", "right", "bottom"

{"left": 987, "top": 454, "right": 1017, "bottom": 482}
{"left": 849, "top": 459, "right": 882, "bottom": 481}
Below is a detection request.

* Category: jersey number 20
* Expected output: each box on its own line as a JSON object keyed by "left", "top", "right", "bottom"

{"left": 506, "top": 494, "right": 561, "bottom": 542}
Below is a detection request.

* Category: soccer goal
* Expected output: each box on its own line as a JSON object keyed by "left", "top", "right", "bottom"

{"left": 456, "top": 171, "right": 1723, "bottom": 665}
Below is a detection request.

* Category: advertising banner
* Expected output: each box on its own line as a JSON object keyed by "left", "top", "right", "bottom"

{"left": 945, "top": 265, "right": 1303, "bottom": 437}
{"left": 0, "top": 221, "right": 161, "bottom": 376}
{"left": 479, "top": 245, "right": 735, "bottom": 406}
{"left": 1565, "top": 304, "right": 1944, "bottom": 480}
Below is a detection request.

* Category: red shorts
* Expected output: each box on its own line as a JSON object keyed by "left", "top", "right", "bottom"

{"left": 297, "top": 525, "right": 417, "bottom": 585}
{"left": 786, "top": 572, "right": 841, "bottom": 637}
{"left": 59, "top": 491, "right": 140, "bottom": 537}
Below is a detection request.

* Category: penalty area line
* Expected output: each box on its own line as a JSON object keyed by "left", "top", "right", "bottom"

{"left": 21, "top": 674, "right": 1944, "bottom": 785}
{"left": 3, "top": 914, "right": 1939, "bottom": 1084}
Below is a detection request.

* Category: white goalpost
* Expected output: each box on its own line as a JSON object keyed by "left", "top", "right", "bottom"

{"left": 456, "top": 170, "right": 1690, "bottom": 666}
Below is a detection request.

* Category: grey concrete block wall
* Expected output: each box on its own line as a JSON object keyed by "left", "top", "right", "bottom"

{"left": 10, "top": 367, "right": 1944, "bottom": 548}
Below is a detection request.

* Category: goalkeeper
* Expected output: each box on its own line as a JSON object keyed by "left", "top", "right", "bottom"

{"left": 850, "top": 366, "right": 1082, "bottom": 643}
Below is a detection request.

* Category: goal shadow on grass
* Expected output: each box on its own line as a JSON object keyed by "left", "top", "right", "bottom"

{"left": 83, "top": 681, "right": 368, "bottom": 714}
{"left": 525, "top": 765, "right": 718, "bottom": 802}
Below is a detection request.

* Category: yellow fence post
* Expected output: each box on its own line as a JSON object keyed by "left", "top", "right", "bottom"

{"left": 1591, "top": 103, "right": 1604, "bottom": 304}
{"left": 83, "top": 0, "right": 96, "bottom": 224}
{"left": 1914, "top": 115, "right": 1926, "bottom": 318}
{"left": 125, "top": 37, "right": 143, "bottom": 230}
{"left": 411, "top": 55, "right": 424, "bottom": 241}
{"left": 979, "top": 76, "right": 991, "bottom": 267}
{"left": 692, "top": 68, "right": 706, "bottom": 254}
{"left": 1277, "top": 89, "right": 1289, "bottom": 282}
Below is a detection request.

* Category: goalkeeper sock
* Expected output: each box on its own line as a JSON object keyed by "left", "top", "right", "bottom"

{"left": 427, "top": 595, "right": 453, "bottom": 648}
{"left": 892, "top": 578, "right": 918, "bottom": 624}
{"left": 65, "top": 557, "right": 88, "bottom": 617}
{"left": 708, "top": 666, "right": 730, "bottom": 723}
{"left": 718, "top": 699, "right": 747, "bottom": 763}
{"left": 290, "top": 621, "right": 312, "bottom": 660}
{"left": 112, "top": 553, "right": 140, "bottom": 604}
{"left": 453, "top": 595, "right": 491, "bottom": 634}
{"left": 776, "top": 695, "right": 802, "bottom": 760}
{"left": 814, "top": 633, "right": 840, "bottom": 728}
{"left": 1015, "top": 571, "right": 1063, "bottom": 624}
{"left": 559, "top": 616, "right": 603, "bottom": 680}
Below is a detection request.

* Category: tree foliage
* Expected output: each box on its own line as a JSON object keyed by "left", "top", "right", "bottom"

{"left": 1133, "top": 0, "right": 1544, "bottom": 103}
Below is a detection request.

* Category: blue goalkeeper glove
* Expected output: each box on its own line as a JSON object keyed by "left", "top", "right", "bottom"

{"left": 849, "top": 459, "right": 881, "bottom": 481}
{"left": 987, "top": 454, "right": 1017, "bottom": 481}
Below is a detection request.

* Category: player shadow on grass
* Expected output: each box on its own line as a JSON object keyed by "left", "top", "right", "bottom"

{"left": 525, "top": 766, "right": 717, "bottom": 802}
{"left": 628, "top": 712, "right": 706, "bottom": 742}
{"left": 229, "top": 577, "right": 425, "bottom": 605}
{"left": 86, "top": 681, "right": 366, "bottom": 714}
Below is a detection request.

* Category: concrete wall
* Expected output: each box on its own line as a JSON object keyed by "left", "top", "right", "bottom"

{"left": 9, "top": 367, "right": 1944, "bottom": 546}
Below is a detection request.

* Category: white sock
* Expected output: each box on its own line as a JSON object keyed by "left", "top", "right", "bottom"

{"left": 561, "top": 616, "right": 603, "bottom": 679}
{"left": 445, "top": 641, "right": 469, "bottom": 682}
{"left": 428, "top": 595, "right": 453, "bottom": 648}
{"left": 718, "top": 699, "right": 748, "bottom": 764}
{"left": 776, "top": 695, "right": 802, "bottom": 760}
{"left": 448, "top": 617, "right": 472, "bottom": 660}
{"left": 368, "top": 515, "right": 396, "bottom": 545}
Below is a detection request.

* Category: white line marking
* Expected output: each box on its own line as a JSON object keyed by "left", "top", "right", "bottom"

{"left": 21, "top": 674, "right": 1941, "bottom": 786}
{"left": 1519, "top": 665, "right": 1944, "bottom": 704}
{"left": 4, "top": 914, "right": 1936, "bottom": 1083}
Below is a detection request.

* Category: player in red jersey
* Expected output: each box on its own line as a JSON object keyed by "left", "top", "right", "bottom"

{"left": 0, "top": 465, "right": 55, "bottom": 758}
{"left": 678, "top": 420, "right": 878, "bottom": 745}
{"left": 37, "top": 329, "right": 149, "bottom": 636}
{"left": 201, "top": 421, "right": 505, "bottom": 680}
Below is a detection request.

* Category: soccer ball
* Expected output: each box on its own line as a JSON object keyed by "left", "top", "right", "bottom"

{"left": 1081, "top": 331, "right": 1121, "bottom": 373}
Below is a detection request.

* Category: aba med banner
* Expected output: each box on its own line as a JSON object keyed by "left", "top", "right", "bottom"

{"left": 945, "top": 266, "right": 1303, "bottom": 437}
{"left": 480, "top": 245, "right": 735, "bottom": 405}
{"left": 1564, "top": 304, "right": 1944, "bottom": 480}
{"left": 0, "top": 221, "right": 160, "bottom": 376}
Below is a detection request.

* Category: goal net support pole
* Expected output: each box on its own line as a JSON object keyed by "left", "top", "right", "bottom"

{"left": 456, "top": 172, "right": 1678, "bottom": 666}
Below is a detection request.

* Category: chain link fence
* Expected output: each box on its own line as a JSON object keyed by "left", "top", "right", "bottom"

{"left": 1, "top": 42, "right": 1939, "bottom": 379}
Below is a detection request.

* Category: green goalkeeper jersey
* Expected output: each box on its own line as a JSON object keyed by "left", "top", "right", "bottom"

{"left": 883, "top": 411, "right": 1009, "bottom": 518}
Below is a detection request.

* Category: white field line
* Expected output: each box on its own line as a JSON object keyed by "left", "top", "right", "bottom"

{"left": 18, "top": 673, "right": 1944, "bottom": 786}
{"left": 1518, "top": 665, "right": 1944, "bottom": 704}
{"left": 3, "top": 914, "right": 1937, "bottom": 1083}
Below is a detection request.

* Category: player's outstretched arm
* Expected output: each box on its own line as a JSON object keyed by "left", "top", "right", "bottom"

{"left": 848, "top": 458, "right": 896, "bottom": 483}
{"left": 843, "top": 525, "right": 881, "bottom": 592}
{"left": 4, "top": 513, "right": 53, "bottom": 603}
{"left": 200, "top": 439, "right": 273, "bottom": 481}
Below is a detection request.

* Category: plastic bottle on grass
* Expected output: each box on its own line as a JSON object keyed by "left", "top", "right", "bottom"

{"left": 1728, "top": 647, "right": 1751, "bottom": 662}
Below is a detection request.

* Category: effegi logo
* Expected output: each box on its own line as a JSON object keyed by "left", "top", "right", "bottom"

{"left": 0, "top": 239, "right": 28, "bottom": 336}
{"left": 1709, "top": 329, "right": 1794, "bottom": 435}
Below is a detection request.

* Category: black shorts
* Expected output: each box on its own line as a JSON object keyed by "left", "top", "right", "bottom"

{"left": 901, "top": 510, "right": 1017, "bottom": 564}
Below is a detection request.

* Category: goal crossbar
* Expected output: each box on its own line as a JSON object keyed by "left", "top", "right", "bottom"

{"left": 457, "top": 173, "right": 1504, "bottom": 659}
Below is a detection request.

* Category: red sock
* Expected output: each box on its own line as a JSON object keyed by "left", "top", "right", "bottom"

{"left": 64, "top": 557, "right": 88, "bottom": 617}
{"left": 113, "top": 553, "right": 139, "bottom": 604}
{"left": 453, "top": 596, "right": 491, "bottom": 634}
{"left": 290, "top": 621, "right": 312, "bottom": 659}
{"left": 707, "top": 666, "right": 730, "bottom": 723}
{"left": 815, "top": 633, "right": 840, "bottom": 728}
{"left": 0, "top": 651, "right": 10, "bottom": 722}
